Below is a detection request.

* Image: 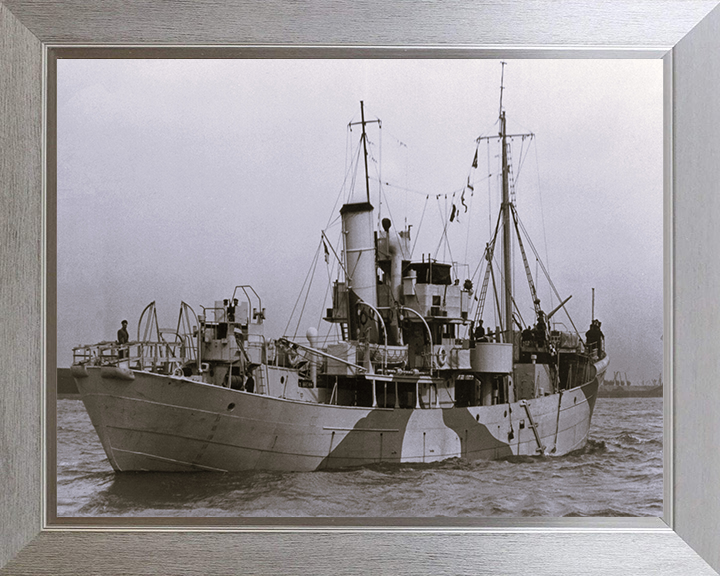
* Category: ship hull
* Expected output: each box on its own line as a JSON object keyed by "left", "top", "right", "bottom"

{"left": 73, "top": 357, "right": 607, "bottom": 472}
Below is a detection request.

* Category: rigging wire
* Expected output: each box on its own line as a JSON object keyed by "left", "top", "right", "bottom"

{"left": 410, "top": 195, "right": 430, "bottom": 258}
{"left": 516, "top": 213, "right": 581, "bottom": 338}
{"left": 511, "top": 134, "right": 534, "bottom": 184}
{"left": 327, "top": 228, "right": 346, "bottom": 343}
{"left": 347, "top": 143, "right": 363, "bottom": 204}
{"left": 293, "top": 241, "right": 323, "bottom": 339}
{"left": 284, "top": 240, "right": 323, "bottom": 338}
{"left": 319, "top": 242, "right": 336, "bottom": 334}
{"left": 319, "top": 249, "right": 340, "bottom": 347}
{"left": 325, "top": 133, "right": 365, "bottom": 230}
{"left": 475, "top": 118, "right": 500, "bottom": 141}
{"left": 487, "top": 138, "right": 494, "bottom": 237}
{"left": 325, "top": 213, "right": 342, "bottom": 230}
{"left": 360, "top": 124, "right": 410, "bottom": 236}
{"left": 533, "top": 136, "right": 552, "bottom": 308}
{"left": 457, "top": 141, "right": 480, "bottom": 270}
{"left": 489, "top": 264, "right": 503, "bottom": 334}
{"left": 463, "top": 176, "right": 477, "bottom": 267}
{"left": 380, "top": 186, "right": 410, "bottom": 260}
{"left": 513, "top": 306, "right": 526, "bottom": 330}
{"left": 378, "top": 124, "right": 383, "bottom": 226}
{"left": 433, "top": 194, "right": 455, "bottom": 264}
{"left": 381, "top": 179, "right": 472, "bottom": 197}
{"left": 468, "top": 208, "right": 503, "bottom": 323}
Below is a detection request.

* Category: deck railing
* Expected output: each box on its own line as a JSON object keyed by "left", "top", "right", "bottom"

{"left": 72, "top": 340, "right": 188, "bottom": 374}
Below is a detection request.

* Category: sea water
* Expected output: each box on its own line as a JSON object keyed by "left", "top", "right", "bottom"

{"left": 56, "top": 397, "right": 662, "bottom": 518}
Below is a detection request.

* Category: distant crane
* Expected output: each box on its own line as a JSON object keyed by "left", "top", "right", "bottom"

{"left": 611, "top": 371, "right": 631, "bottom": 386}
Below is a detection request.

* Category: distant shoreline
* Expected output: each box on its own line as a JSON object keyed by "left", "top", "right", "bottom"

{"left": 598, "top": 384, "right": 662, "bottom": 399}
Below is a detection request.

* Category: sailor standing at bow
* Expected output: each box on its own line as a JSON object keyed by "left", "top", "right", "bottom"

{"left": 117, "top": 319, "right": 129, "bottom": 359}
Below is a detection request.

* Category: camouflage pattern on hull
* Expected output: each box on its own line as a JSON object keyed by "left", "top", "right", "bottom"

{"left": 74, "top": 356, "right": 607, "bottom": 472}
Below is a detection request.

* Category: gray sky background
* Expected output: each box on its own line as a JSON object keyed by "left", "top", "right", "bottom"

{"left": 57, "top": 59, "right": 663, "bottom": 384}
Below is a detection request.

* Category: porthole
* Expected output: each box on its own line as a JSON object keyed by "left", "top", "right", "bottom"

{"left": 504, "top": 410, "right": 507, "bottom": 417}
{"left": 476, "top": 414, "right": 480, "bottom": 422}
{"left": 280, "top": 376, "right": 285, "bottom": 384}
{"left": 227, "top": 403, "right": 236, "bottom": 411}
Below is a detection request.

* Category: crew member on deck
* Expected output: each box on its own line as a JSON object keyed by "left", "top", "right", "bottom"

{"left": 245, "top": 372, "right": 255, "bottom": 394}
{"left": 533, "top": 311, "right": 547, "bottom": 346}
{"left": 227, "top": 298, "right": 237, "bottom": 322}
{"left": 117, "top": 320, "right": 129, "bottom": 359}
{"left": 585, "top": 319, "right": 605, "bottom": 356}
{"left": 474, "top": 319, "right": 487, "bottom": 342}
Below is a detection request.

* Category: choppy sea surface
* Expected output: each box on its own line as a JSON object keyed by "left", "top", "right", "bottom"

{"left": 56, "top": 397, "right": 662, "bottom": 518}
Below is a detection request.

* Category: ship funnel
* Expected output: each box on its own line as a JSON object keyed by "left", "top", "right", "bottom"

{"left": 341, "top": 202, "right": 376, "bottom": 307}
{"left": 341, "top": 201, "right": 378, "bottom": 341}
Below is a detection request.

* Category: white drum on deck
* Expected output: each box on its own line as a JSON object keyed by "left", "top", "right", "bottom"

{"left": 470, "top": 342, "right": 513, "bottom": 373}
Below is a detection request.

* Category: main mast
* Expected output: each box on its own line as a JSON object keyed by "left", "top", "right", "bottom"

{"left": 500, "top": 63, "right": 513, "bottom": 343}
{"left": 475, "top": 63, "right": 533, "bottom": 341}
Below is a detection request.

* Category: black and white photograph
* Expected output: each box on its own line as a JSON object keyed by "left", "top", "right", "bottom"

{"left": 56, "top": 58, "right": 663, "bottom": 518}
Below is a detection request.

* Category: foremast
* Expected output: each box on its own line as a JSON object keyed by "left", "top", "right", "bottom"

{"left": 341, "top": 101, "right": 383, "bottom": 342}
{"left": 352, "top": 100, "right": 379, "bottom": 204}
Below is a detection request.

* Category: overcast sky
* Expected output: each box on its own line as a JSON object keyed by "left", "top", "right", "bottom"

{"left": 57, "top": 59, "right": 663, "bottom": 384}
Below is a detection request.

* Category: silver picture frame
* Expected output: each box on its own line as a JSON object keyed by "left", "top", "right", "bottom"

{"left": 2, "top": 1, "right": 720, "bottom": 573}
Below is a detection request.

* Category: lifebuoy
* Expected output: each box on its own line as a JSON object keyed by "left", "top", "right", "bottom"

{"left": 359, "top": 310, "right": 368, "bottom": 325}
{"left": 436, "top": 347, "right": 448, "bottom": 366}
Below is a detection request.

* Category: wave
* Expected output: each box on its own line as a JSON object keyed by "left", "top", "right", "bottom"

{"left": 566, "top": 439, "right": 608, "bottom": 457}
{"left": 322, "top": 457, "right": 480, "bottom": 476}
{"left": 564, "top": 507, "right": 643, "bottom": 517}
{"left": 614, "top": 431, "right": 662, "bottom": 447}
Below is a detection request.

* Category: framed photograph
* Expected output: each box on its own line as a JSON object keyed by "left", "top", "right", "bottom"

{"left": 2, "top": 1, "right": 720, "bottom": 574}
{"left": 52, "top": 56, "right": 665, "bottom": 522}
